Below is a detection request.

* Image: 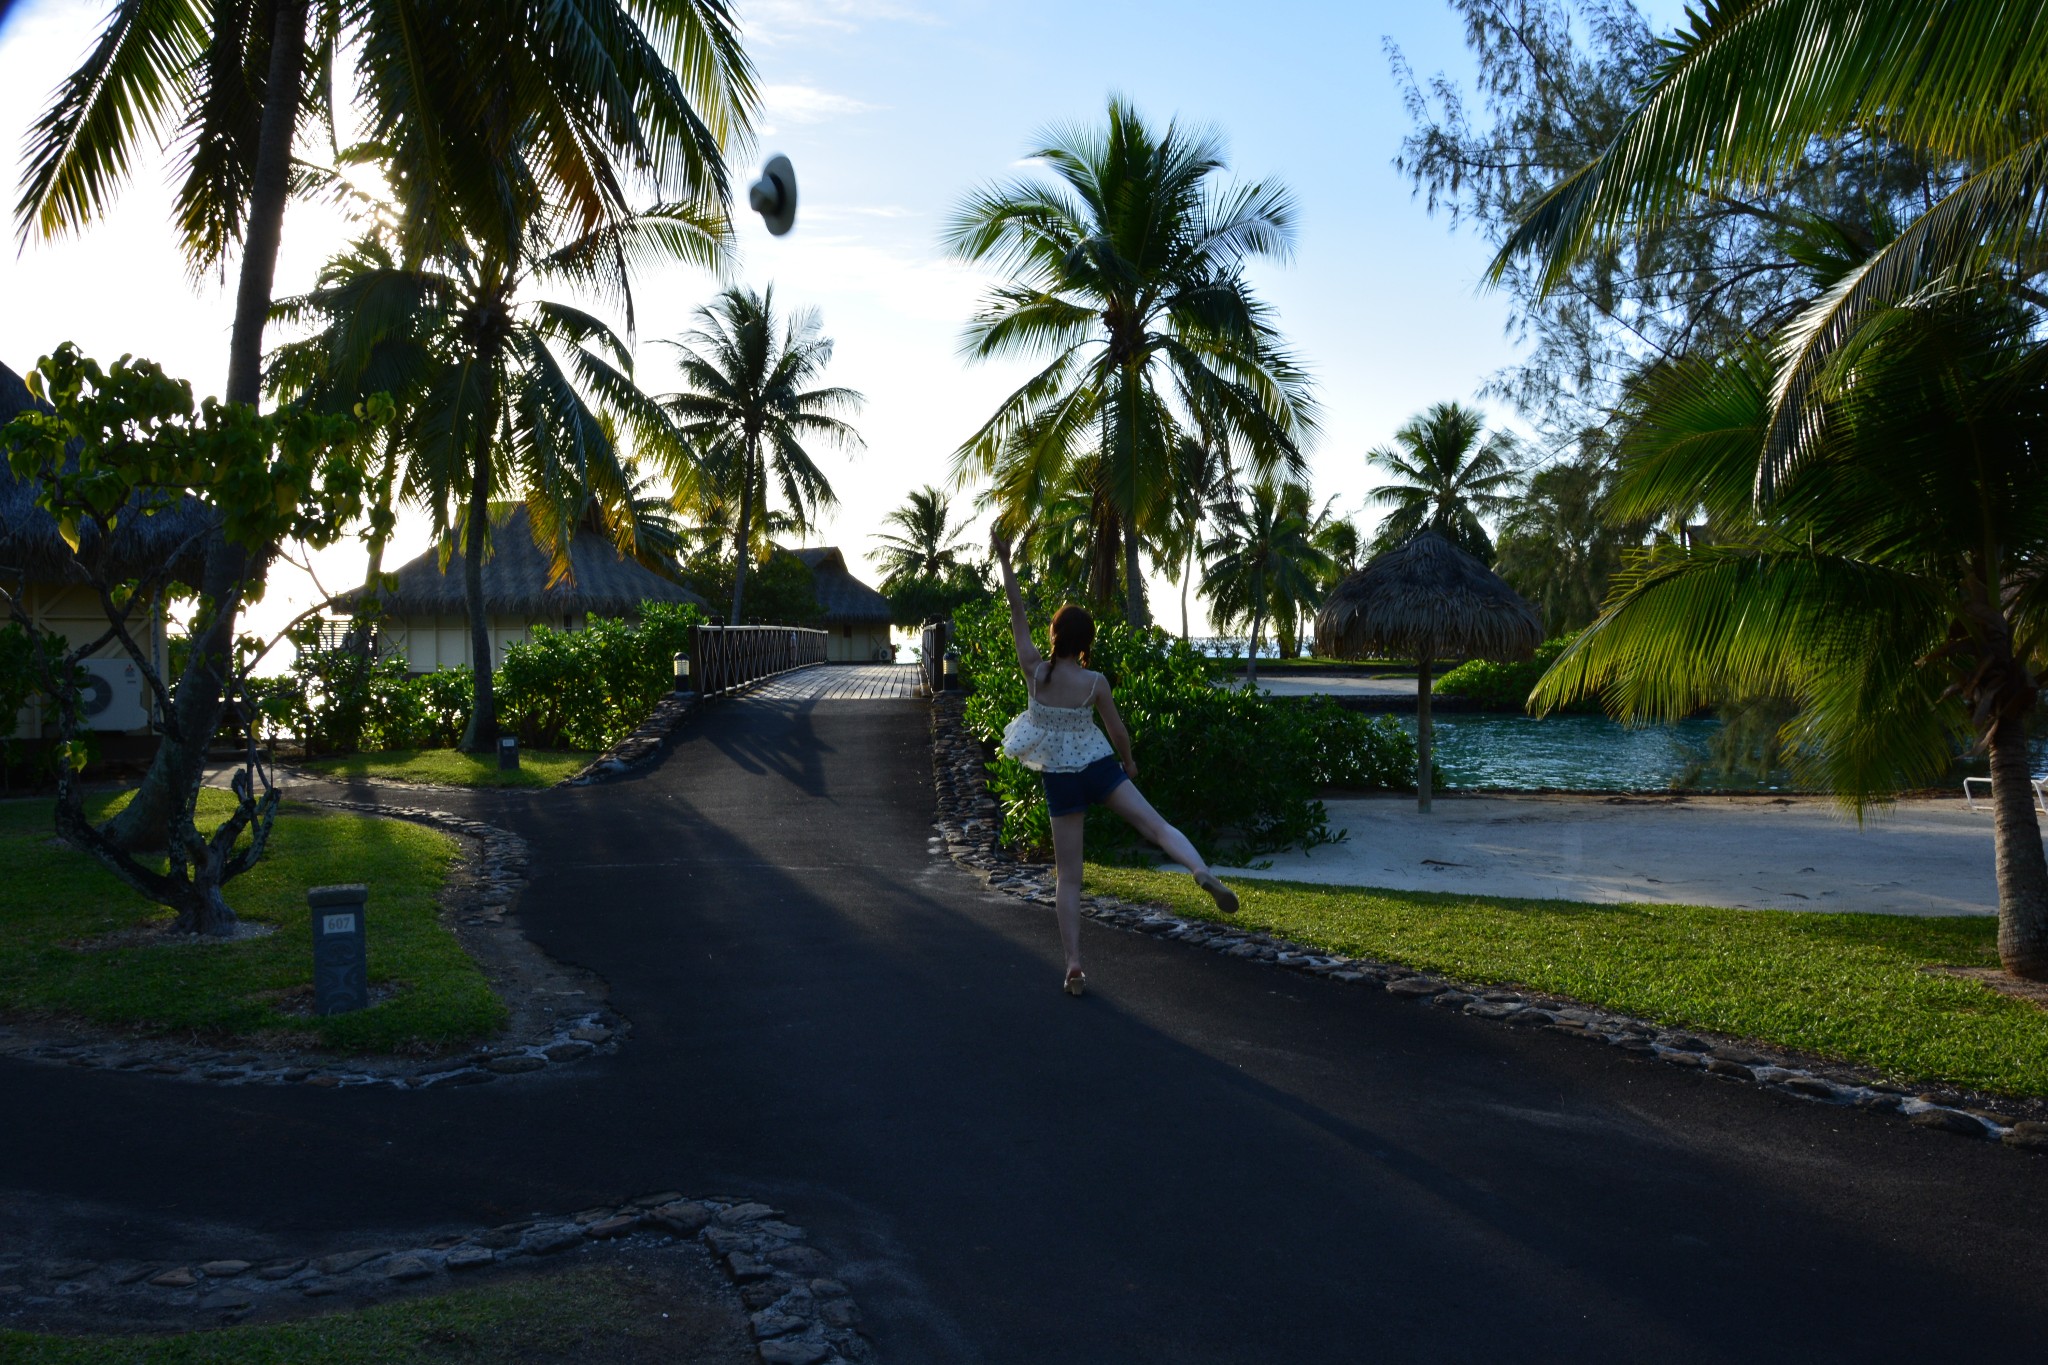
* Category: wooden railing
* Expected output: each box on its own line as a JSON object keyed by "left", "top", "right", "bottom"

{"left": 690, "top": 625, "right": 828, "bottom": 697}
{"left": 920, "top": 621, "right": 952, "bottom": 695}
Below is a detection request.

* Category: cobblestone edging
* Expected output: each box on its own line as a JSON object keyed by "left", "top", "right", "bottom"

{"left": 564, "top": 691, "right": 701, "bottom": 786}
{"left": 0, "top": 1191, "right": 874, "bottom": 1362}
{"left": 0, "top": 803, "right": 621, "bottom": 1090}
{"left": 928, "top": 693, "right": 2048, "bottom": 1154}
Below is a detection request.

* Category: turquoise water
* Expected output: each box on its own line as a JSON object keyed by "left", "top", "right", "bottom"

{"left": 1396, "top": 712, "right": 1762, "bottom": 792}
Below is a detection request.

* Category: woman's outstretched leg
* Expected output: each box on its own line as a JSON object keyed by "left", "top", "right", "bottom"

{"left": 1050, "top": 812, "right": 1088, "bottom": 985}
{"left": 1104, "top": 782, "right": 1239, "bottom": 913}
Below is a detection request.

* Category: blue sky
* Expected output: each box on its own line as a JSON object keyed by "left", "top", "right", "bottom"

{"left": 0, "top": 0, "right": 1686, "bottom": 639}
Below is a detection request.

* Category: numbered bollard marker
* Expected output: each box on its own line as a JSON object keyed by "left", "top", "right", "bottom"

{"left": 498, "top": 735, "right": 520, "bottom": 770}
{"left": 307, "top": 884, "right": 369, "bottom": 1016}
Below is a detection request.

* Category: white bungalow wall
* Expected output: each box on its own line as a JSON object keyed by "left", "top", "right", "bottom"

{"left": 8, "top": 581, "right": 169, "bottom": 739}
{"left": 826, "top": 621, "right": 894, "bottom": 663}
{"left": 377, "top": 612, "right": 588, "bottom": 673}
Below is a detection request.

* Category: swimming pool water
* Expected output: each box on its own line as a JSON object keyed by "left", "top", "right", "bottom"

{"left": 1399, "top": 712, "right": 1768, "bottom": 792}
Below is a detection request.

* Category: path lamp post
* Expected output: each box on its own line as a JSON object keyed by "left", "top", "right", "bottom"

{"left": 943, "top": 648, "right": 960, "bottom": 691}
{"left": 307, "top": 884, "right": 369, "bottom": 1015}
{"left": 498, "top": 735, "right": 519, "bottom": 771}
{"left": 674, "top": 652, "right": 692, "bottom": 695}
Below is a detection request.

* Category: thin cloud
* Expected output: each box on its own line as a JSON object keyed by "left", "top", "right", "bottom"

{"left": 759, "top": 82, "right": 878, "bottom": 136}
{"left": 744, "top": 0, "right": 930, "bottom": 43}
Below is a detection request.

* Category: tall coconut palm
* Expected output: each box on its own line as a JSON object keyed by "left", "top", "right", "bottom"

{"left": 23, "top": 0, "right": 756, "bottom": 845}
{"left": 1492, "top": 0, "right": 2048, "bottom": 490}
{"left": 1200, "top": 481, "right": 1330, "bottom": 685}
{"left": 873, "top": 486, "right": 973, "bottom": 590}
{"left": 946, "top": 97, "right": 1318, "bottom": 627}
{"left": 657, "top": 286, "right": 864, "bottom": 624}
{"left": 1155, "top": 431, "right": 1232, "bottom": 641}
{"left": 1533, "top": 289, "right": 2048, "bottom": 978}
{"left": 1365, "top": 402, "right": 1519, "bottom": 562}
{"left": 274, "top": 191, "right": 718, "bottom": 748}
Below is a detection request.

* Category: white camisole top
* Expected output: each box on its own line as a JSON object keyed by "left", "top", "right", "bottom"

{"left": 1000, "top": 692, "right": 1116, "bottom": 773}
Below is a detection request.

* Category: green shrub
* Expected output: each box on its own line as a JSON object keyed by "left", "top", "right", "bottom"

{"left": 285, "top": 601, "right": 705, "bottom": 756}
{"left": 1435, "top": 638, "right": 1587, "bottom": 711}
{"left": 954, "top": 599, "right": 1416, "bottom": 860}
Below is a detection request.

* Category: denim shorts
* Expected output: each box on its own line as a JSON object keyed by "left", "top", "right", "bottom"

{"left": 1043, "top": 754, "right": 1129, "bottom": 817}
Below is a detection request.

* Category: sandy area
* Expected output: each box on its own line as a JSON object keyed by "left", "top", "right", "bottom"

{"left": 1217, "top": 793, "right": 2008, "bottom": 917}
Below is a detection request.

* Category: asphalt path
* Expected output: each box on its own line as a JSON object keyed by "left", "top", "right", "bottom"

{"left": 10, "top": 692, "right": 2048, "bottom": 1361}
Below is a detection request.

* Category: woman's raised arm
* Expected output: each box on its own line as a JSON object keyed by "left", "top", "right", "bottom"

{"left": 991, "top": 531, "right": 1042, "bottom": 674}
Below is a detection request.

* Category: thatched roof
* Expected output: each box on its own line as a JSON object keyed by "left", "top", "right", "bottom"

{"left": 1316, "top": 530, "right": 1541, "bottom": 662}
{"left": 345, "top": 504, "right": 707, "bottom": 617}
{"left": 0, "top": 361, "right": 212, "bottom": 587}
{"left": 789, "top": 546, "right": 891, "bottom": 623}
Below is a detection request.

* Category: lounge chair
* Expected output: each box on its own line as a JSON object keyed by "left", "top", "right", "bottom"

{"left": 1961, "top": 775, "right": 2048, "bottom": 814}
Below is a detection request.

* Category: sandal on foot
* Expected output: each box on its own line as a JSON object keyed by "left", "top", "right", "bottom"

{"left": 1197, "top": 873, "right": 1240, "bottom": 915}
{"left": 1064, "top": 969, "right": 1087, "bottom": 997}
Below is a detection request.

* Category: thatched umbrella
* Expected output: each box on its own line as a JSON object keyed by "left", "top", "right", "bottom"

{"left": 1315, "top": 530, "right": 1541, "bottom": 811}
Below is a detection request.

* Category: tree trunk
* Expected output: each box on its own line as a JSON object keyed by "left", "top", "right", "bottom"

{"left": 457, "top": 449, "right": 497, "bottom": 752}
{"left": 104, "top": 0, "right": 308, "bottom": 852}
{"left": 1416, "top": 650, "right": 1434, "bottom": 814}
{"left": 1990, "top": 711, "right": 2048, "bottom": 978}
{"left": 730, "top": 444, "right": 756, "bottom": 625}
{"left": 1124, "top": 529, "right": 1150, "bottom": 628}
{"left": 1246, "top": 596, "right": 1263, "bottom": 687}
{"left": 1180, "top": 541, "right": 1193, "bottom": 642}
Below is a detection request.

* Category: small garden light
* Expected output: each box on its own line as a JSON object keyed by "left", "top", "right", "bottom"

{"left": 674, "top": 652, "right": 692, "bottom": 691}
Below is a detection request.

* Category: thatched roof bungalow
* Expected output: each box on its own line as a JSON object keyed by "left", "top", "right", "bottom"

{"left": 788, "top": 547, "right": 893, "bottom": 662}
{"left": 344, "top": 504, "right": 708, "bottom": 672}
{"left": 3, "top": 361, "right": 207, "bottom": 748}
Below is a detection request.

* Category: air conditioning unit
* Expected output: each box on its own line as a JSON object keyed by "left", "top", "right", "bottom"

{"left": 78, "top": 659, "right": 151, "bottom": 732}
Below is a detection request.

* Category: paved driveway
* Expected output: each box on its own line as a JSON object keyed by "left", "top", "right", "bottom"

{"left": 8, "top": 691, "right": 2048, "bottom": 1360}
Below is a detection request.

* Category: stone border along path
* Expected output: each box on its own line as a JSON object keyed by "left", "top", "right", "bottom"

{"left": 0, "top": 803, "right": 622, "bottom": 1091}
{"left": 0, "top": 1190, "right": 875, "bottom": 1363}
{"left": 928, "top": 692, "right": 2048, "bottom": 1153}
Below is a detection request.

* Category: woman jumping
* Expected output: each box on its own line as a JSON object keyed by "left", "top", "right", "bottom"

{"left": 992, "top": 533, "right": 1239, "bottom": 996}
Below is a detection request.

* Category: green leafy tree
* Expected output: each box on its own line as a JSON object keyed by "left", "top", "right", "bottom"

{"left": 1487, "top": 0, "right": 2048, "bottom": 484}
{"left": 1201, "top": 481, "right": 1331, "bottom": 684}
{"left": 1365, "top": 402, "right": 1519, "bottom": 561}
{"left": 1155, "top": 432, "right": 1232, "bottom": 641}
{"left": 946, "top": 97, "right": 1318, "bottom": 625}
{"left": 2, "top": 347, "right": 376, "bottom": 934}
{"left": 23, "top": 0, "right": 756, "bottom": 848}
{"left": 1392, "top": 0, "right": 1954, "bottom": 438}
{"left": 873, "top": 485, "right": 975, "bottom": 590}
{"left": 657, "top": 286, "right": 864, "bottom": 624}
{"left": 1533, "top": 290, "right": 2048, "bottom": 978}
{"left": 1494, "top": 433, "right": 1646, "bottom": 636}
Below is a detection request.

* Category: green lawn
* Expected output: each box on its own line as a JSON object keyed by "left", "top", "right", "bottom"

{"left": 303, "top": 747, "right": 595, "bottom": 789}
{"left": 0, "top": 1264, "right": 740, "bottom": 1365}
{"left": 0, "top": 790, "right": 502, "bottom": 1053}
{"left": 1088, "top": 864, "right": 2048, "bottom": 1097}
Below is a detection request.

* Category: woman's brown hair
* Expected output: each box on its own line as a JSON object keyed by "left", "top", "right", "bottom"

{"left": 1038, "top": 603, "right": 1094, "bottom": 685}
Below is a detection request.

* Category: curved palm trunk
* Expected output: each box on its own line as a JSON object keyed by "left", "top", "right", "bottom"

{"left": 1990, "top": 711, "right": 2048, "bottom": 977}
{"left": 1180, "top": 539, "right": 1194, "bottom": 641}
{"left": 1415, "top": 650, "right": 1434, "bottom": 813}
{"left": 458, "top": 448, "right": 497, "bottom": 753}
{"left": 730, "top": 443, "right": 757, "bottom": 625}
{"left": 1123, "top": 531, "right": 1150, "bottom": 628}
{"left": 1245, "top": 572, "right": 1264, "bottom": 687}
{"left": 105, "top": 0, "right": 309, "bottom": 852}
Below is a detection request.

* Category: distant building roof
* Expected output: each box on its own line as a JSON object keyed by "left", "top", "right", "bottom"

{"left": 1, "top": 361, "right": 211, "bottom": 587}
{"left": 788, "top": 546, "right": 891, "bottom": 623}
{"left": 345, "top": 505, "right": 707, "bottom": 618}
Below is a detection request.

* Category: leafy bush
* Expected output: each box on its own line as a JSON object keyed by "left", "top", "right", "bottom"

{"left": 284, "top": 601, "right": 705, "bottom": 756}
{"left": 1435, "top": 638, "right": 1589, "bottom": 711}
{"left": 954, "top": 598, "right": 1416, "bottom": 860}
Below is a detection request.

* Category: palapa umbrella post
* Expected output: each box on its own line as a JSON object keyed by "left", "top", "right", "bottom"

{"left": 1314, "top": 531, "right": 1541, "bottom": 814}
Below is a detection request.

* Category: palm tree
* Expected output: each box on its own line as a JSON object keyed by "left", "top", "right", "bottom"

{"left": 946, "top": 97, "right": 1318, "bottom": 626}
{"left": 1365, "top": 402, "right": 1519, "bottom": 562}
{"left": 24, "top": 0, "right": 755, "bottom": 845}
{"left": 1200, "top": 481, "right": 1330, "bottom": 685}
{"left": 1493, "top": 438, "right": 1646, "bottom": 637}
{"left": 275, "top": 190, "right": 718, "bottom": 749}
{"left": 873, "top": 487, "right": 974, "bottom": 590}
{"left": 657, "top": 286, "right": 864, "bottom": 624}
{"left": 1155, "top": 432, "right": 1232, "bottom": 641}
{"left": 1492, "top": 0, "right": 2048, "bottom": 490}
{"left": 1533, "top": 289, "right": 2048, "bottom": 978}
{"left": 1272, "top": 483, "right": 1341, "bottom": 658}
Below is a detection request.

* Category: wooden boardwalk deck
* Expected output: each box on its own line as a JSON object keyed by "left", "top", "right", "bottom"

{"left": 751, "top": 663, "right": 923, "bottom": 701}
